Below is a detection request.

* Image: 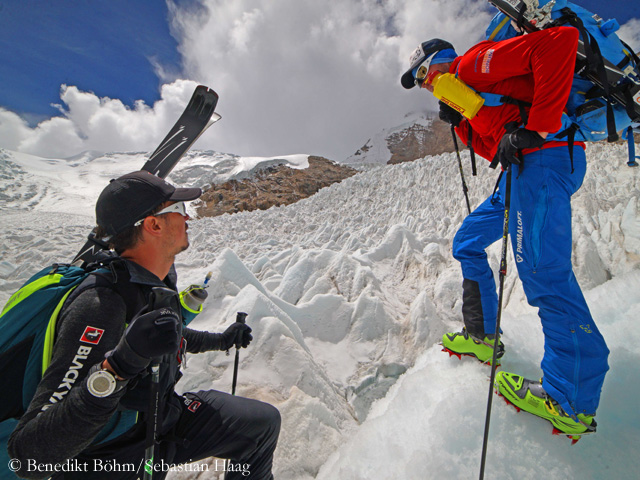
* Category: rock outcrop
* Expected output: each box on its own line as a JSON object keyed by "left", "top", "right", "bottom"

{"left": 346, "top": 114, "right": 459, "bottom": 165}
{"left": 387, "top": 118, "right": 457, "bottom": 164}
{"left": 197, "top": 156, "right": 356, "bottom": 217}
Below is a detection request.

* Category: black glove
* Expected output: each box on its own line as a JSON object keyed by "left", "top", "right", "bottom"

{"left": 219, "top": 322, "right": 253, "bottom": 350}
{"left": 105, "top": 308, "right": 181, "bottom": 379}
{"left": 438, "top": 101, "right": 463, "bottom": 127}
{"left": 491, "top": 128, "right": 545, "bottom": 170}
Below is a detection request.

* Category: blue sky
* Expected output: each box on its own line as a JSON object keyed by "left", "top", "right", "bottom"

{"left": 2, "top": 1, "right": 638, "bottom": 124}
{"left": 0, "top": 0, "right": 638, "bottom": 160}
{"left": 0, "top": 0, "right": 182, "bottom": 123}
{"left": 579, "top": 0, "right": 640, "bottom": 23}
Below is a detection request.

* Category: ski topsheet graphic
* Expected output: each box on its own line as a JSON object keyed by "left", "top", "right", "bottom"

{"left": 72, "top": 85, "right": 220, "bottom": 266}
{"left": 143, "top": 86, "right": 220, "bottom": 178}
{"left": 488, "top": 0, "right": 640, "bottom": 122}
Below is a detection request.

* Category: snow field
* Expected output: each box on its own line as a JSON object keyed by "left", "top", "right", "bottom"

{"left": 0, "top": 141, "right": 639, "bottom": 479}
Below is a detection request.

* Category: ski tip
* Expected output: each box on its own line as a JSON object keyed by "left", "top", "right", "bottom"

{"left": 195, "top": 84, "right": 219, "bottom": 97}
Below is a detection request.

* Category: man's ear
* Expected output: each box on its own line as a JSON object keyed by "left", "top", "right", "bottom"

{"left": 140, "top": 216, "right": 164, "bottom": 237}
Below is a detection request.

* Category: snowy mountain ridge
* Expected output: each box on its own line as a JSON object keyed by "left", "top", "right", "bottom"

{"left": 0, "top": 142, "right": 639, "bottom": 479}
{"left": 344, "top": 112, "right": 460, "bottom": 166}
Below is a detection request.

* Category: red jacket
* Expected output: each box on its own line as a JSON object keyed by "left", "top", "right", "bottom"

{"left": 453, "top": 26, "right": 582, "bottom": 161}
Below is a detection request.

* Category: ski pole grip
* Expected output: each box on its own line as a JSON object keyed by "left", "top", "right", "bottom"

{"left": 149, "top": 287, "right": 177, "bottom": 310}
{"left": 235, "top": 312, "right": 248, "bottom": 348}
{"left": 148, "top": 287, "right": 178, "bottom": 364}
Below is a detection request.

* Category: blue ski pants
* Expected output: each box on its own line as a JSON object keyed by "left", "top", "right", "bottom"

{"left": 452, "top": 145, "right": 609, "bottom": 416}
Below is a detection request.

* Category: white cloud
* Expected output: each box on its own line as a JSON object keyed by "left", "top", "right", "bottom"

{"left": 619, "top": 18, "right": 640, "bottom": 53}
{"left": 1, "top": 80, "right": 199, "bottom": 159}
{"left": 168, "top": 0, "right": 491, "bottom": 159}
{"left": 0, "top": 0, "right": 493, "bottom": 160}
{"left": 19, "top": 116, "right": 84, "bottom": 159}
{"left": 0, "top": 108, "right": 31, "bottom": 151}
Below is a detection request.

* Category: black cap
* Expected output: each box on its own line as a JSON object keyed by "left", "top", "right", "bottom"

{"left": 96, "top": 171, "right": 202, "bottom": 236}
{"left": 400, "top": 38, "right": 455, "bottom": 89}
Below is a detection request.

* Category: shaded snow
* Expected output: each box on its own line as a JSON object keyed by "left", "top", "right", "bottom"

{"left": 0, "top": 141, "right": 639, "bottom": 480}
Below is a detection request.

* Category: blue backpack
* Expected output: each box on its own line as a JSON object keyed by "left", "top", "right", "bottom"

{"left": 0, "top": 260, "right": 143, "bottom": 478}
{"left": 0, "top": 262, "right": 136, "bottom": 422}
{"left": 486, "top": 0, "right": 640, "bottom": 165}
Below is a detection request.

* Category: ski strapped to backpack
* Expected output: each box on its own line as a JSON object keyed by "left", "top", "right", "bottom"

{"left": 486, "top": 0, "right": 640, "bottom": 166}
{"left": 72, "top": 85, "right": 220, "bottom": 268}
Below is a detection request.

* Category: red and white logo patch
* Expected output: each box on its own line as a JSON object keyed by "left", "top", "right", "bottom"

{"left": 188, "top": 401, "right": 201, "bottom": 413}
{"left": 481, "top": 49, "right": 495, "bottom": 74}
{"left": 80, "top": 326, "right": 105, "bottom": 345}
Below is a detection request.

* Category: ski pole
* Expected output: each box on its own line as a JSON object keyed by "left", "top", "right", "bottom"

{"left": 231, "top": 312, "right": 248, "bottom": 395}
{"left": 451, "top": 125, "right": 472, "bottom": 214}
{"left": 479, "top": 166, "right": 512, "bottom": 480}
{"left": 144, "top": 287, "right": 177, "bottom": 480}
{"left": 144, "top": 364, "right": 160, "bottom": 480}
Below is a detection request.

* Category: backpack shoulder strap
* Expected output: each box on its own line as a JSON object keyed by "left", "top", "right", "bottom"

{"left": 60, "top": 258, "right": 144, "bottom": 328}
{"left": 89, "top": 260, "right": 145, "bottom": 323}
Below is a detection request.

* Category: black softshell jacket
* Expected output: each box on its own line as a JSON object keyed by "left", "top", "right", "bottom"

{"left": 8, "top": 260, "right": 217, "bottom": 479}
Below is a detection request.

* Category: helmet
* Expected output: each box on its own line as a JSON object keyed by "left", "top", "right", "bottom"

{"left": 401, "top": 39, "right": 455, "bottom": 90}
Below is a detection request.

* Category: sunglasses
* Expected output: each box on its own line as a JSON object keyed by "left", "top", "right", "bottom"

{"left": 134, "top": 202, "right": 188, "bottom": 227}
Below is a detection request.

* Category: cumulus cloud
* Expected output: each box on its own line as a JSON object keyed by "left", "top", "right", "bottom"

{"left": 0, "top": 1, "right": 495, "bottom": 160}
{"left": 0, "top": 109, "right": 31, "bottom": 151}
{"left": 1, "top": 80, "right": 199, "bottom": 158}
{"left": 169, "top": 0, "right": 491, "bottom": 159}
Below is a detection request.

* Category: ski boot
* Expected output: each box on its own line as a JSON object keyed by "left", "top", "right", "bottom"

{"left": 441, "top": 328, "right": 504, "bottom": 365}
{"left": 494, "top": 371, "right": 597, "bottom": 444}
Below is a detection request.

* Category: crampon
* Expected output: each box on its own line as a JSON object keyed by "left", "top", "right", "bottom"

{"left": 494, "top": 382, "right": 596, "bottom": 446}
{"left": 440, "top": 344, "right": 501, "bottom": 366}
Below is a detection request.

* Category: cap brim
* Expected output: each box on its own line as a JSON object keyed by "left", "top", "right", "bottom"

{"left": 401, "top": 50, "right": 429, "bottom": 90}
{"left": 169, "top": 187, "right": 202, "bottom": 202}
{"left": 401, "top": 70, "right": 417, "bottom": 89}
